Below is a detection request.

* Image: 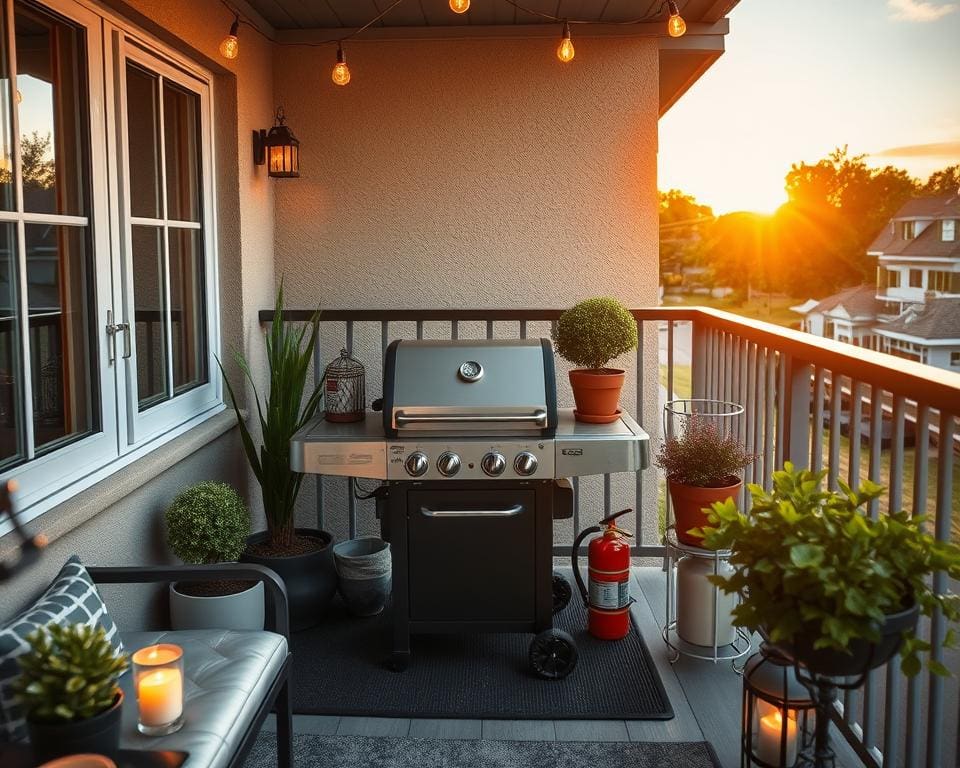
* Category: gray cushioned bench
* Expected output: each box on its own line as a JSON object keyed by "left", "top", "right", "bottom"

{"left": 89, "top": 565, "right": 292, "bottom": 768}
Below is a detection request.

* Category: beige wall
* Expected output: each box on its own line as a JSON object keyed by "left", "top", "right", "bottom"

{"left": 272, "top": 36, "right": 662, "bottom": 543}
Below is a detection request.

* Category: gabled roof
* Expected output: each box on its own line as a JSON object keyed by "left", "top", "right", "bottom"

{"left": 805, "top": 285, "right": 883, "bottom": 319}
{"left": 867, "top": 194, "right": 960, "bottom": 258}
{"left": 891, "top": 195, "right": 960, "bottom": 220}
{"left": 876, "top": 297, "right": 960, "bottom": 341}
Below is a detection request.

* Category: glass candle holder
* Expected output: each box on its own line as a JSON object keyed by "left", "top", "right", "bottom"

{"left": 132, "top": 644, "right": 184, "bottom": 735}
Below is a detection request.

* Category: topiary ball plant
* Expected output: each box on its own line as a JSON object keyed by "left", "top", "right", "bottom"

{"left": 552, "top": 297, "right": 638, "bottom": 371}
{"left": 165, "top": 481, "right": 250, "bottom": 565}
{"left": 14, "top": 623, "right": 128, "bottom": 723}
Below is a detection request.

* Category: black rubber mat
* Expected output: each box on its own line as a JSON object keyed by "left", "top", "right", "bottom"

{"left": 289, "top": 592, "right": 673, "bottom": 720}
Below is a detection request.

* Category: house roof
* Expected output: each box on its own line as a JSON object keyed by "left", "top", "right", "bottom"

{"left": 867, "top": 193, "right": 960, "bottom": 258}
{"left": 790, "top": 299, "right": 820, "bottom": 315}
{"left": 805, "top": 285, "right": 883, "bottom": 319}
{"left": 244, "top": 0, "right": 741, "bottom": 116}
{"left": 876, "top": 297, "right": 960, "bottom": 341}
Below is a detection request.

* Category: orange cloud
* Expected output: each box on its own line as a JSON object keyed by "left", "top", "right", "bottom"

{"left": 888, "top": 0, "right": 957, "bottom": 21}
{"left": 871, "top": 141, "right": 960, "bottom": 158}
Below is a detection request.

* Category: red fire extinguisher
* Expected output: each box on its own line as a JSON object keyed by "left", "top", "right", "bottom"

{"left": 572, "top": 508, "right": 634, "bottom": 640}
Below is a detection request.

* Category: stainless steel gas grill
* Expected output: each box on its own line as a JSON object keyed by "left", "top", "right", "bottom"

{"left": 290, "top": 338, "right": 649, "bottom": 677}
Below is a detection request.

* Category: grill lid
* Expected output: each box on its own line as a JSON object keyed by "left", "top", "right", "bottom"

{"left": 382, "top": 338, "right": 557, "bottom": 438}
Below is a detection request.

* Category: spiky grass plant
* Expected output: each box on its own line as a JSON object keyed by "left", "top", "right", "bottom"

{"left": 14, "top": 623, "right": 128, "bottom": 723}
{"left": 552, "top": 297, "right": 638, "bottom": 371}
{"left": 218, "top": 282, "right": 323, "bottom": 549}
{"left": 165, "top": 482, "right": 250, "bottom": 564}
{"left": 655, "top": 415, "right": 755, "bottom": 487}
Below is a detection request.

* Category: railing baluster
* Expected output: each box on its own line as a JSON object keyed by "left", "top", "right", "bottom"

{"left": 345, "top": 320, "right": 354, "bottom": 354}
{"left": 862, "top": 385, "right": 884, "bottom": 751}
{"left": 451, "top": 319, "right": 459, "bottom": 340}
{"left": 381, "top": 321, "right": 389, "bottom": 360}
{"left": 811, "top": 367, "right": 825, "bottom": 473}
{"left": 635, "top": 319, "right": 644, "bottom": 546}
{"left": 844, "top": 380, "right": 864, "bottom": 722}
{"left": 519, "top": 319, "right": 527, "bottom": 339}
{"left": 314, "top": 321, "right": 324, "bottom": 531}
{"left": 745, "top": 341, "right": 758, "bottom": 511}
{"left": 905, "top": 404, "right": 929, "bottom": 768}
{"left": 486, "top": 320, "right": 493, "bottom": 339}
{"left": 828, "top": 372, "right": 842, "bottom": 492}
{"left": 603, "top": 473, "right": 611, "bottom": 516}
{"left": 784, "top": 354, "right": 812, "bottom": 469}
{"left": 775, "top": 351, "right": 786, "bottom": 470}
{"left": 926, "top": 411, "right": 954, "bottom": 768}
{"left": 416, "top": 320, "right": 423, "bottom": 340}
{"left": 667, "top": 320, "right": 674, "bottom": 406}
{"left": 724, "top": 332, "right": 733, "bottom": 406}
{"left": 763, "top": 347, "right": 775, "bottom": 490}
{"left": 691, "top": 320, "right": 707, "bottom": 400}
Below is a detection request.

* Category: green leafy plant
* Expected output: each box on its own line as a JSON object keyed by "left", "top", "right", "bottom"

{"left": 655, "top": 416, "right": 755, "bottom": 487}
{"left": 14, "top": 623, "right": 128, "bottom": 723}
{"left": 218, "top": 282, "right": 323, "bottom": 549}
{"left": 165, "top": 481, "right": 250, "bottom": 564}
{"left": 552, "top": 297, "right": 638, "bottom": 370}
{"left": 695, "top": 463, "right": 960, "bottom": 676}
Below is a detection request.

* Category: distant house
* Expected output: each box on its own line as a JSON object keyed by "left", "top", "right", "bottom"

{"left": 868, "top": 193, "right": 960, "bottom": 316}
{"left": 792, "top": 193, "right": 960, "bottom": 370}
{"left": 873, "top": 296, "right": 960, "bottom": 368}
{"left": 790, "top": 285, "right": 884, "bottom": 348}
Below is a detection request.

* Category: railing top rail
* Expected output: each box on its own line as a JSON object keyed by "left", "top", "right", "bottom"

{"left": 260, "top": 306, "right": 960, "bottom": 412}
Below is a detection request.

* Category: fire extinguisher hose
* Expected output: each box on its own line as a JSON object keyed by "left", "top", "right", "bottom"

{"left": 571, "top": 525, "right": 601, "bottom": 606}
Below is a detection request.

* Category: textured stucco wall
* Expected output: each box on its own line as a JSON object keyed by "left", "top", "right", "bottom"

{"left": 271, "top": 37, "right": 662, "bottom": 545}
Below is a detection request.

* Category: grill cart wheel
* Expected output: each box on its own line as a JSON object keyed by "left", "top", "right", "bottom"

{"left": 529, "top": 628, "right": 578, "bottom": 679}
{"left": 552, "top": 571, "right": 572, "bottom": 614}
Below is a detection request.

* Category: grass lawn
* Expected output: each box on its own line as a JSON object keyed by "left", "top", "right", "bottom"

{"left": 658, "top": 363, "right": 692, "bottom": 400}
{"left": 662, "top": 292, "right": 801, "bottom": 329}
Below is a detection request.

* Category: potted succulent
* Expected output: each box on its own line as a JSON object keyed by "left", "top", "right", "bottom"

{"left": 695, "top": 463, "right": 960, "bottom": 677}
{"left": 220, "top": 282, "right": 338, "bottom": 631}
{"left": 552, "top": 297, "right": 638, "bottom": 423}
{"left": 14, "top": 623, "right": 129, "bottom": 762}
{"left": 165, "top": 481, "right": 263, "bottom": 631}
{"left": 655, "top": 415, "right": 755, "bottom": 545}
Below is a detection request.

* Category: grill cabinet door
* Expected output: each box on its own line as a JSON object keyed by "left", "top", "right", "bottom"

{"left": 407, "top": 489, "right": 536, "bottom": 622}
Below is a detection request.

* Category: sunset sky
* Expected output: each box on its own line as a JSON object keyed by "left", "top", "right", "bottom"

{"left": 658, "top": 0, "right": 960, "bottom": 215}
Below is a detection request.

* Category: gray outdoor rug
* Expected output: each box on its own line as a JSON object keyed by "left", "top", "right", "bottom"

{"left": 289, "top": 592, "right": 672, "bottom": 720}
{"left": 244, "top": 733, "right": 721, "bottom": 767}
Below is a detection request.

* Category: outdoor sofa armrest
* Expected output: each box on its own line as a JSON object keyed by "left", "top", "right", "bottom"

{"left": 86, "top": 563, "right": 289, "bottom": 640}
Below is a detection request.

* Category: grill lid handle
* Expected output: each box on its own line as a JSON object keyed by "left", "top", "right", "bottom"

{"left": 420, "top": 504, "right": 524, "bottom": 518}
{"left": 395, "top": 409, "right": 548, "bottom": 427}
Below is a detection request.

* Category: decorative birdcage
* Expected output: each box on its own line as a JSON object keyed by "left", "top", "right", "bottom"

{"left": 324, "top": 349, "right": 365, "bottom": 423}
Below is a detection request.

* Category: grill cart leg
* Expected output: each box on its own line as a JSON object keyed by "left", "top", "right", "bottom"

{"left": 386, "top": 483, "right": 411, "bottom": 673}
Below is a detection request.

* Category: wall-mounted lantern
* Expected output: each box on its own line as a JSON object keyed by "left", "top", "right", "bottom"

{"left": 253, "top": 107, "right": 300, "bottom": 178}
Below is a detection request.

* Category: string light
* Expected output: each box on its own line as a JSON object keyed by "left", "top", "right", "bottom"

{"left": 667, "top": 1, "right": 687, "bottom": 37}
{"left": 219, "top": 15, "right": 240, "bottom": 60}
{"left": 449, "top": 0, "right": 470, "bottom": 13}
{"left": 556, "top": 21, "right": 574, "bottom": 63}
{"left": 332, "top": 43, "right": 351, "bottom": 86}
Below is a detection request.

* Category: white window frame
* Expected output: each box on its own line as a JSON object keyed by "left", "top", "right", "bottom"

{"left": 110, "top": 35, "right": 221, "bottom": 447}
{"left": 0, "top": 0, "right": 221, "bottom": 531}
{"left": 943, "top": 219, "right": 956, "bottom": 243}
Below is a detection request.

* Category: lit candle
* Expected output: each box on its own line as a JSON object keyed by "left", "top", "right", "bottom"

{"left": 132, "top": 644, "right": 184, "bottom": 734}
{"left": 757, "top": 709, "right": 798, "bottom": 766}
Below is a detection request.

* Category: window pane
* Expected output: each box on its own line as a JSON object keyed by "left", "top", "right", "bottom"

{"left": 163, "top": 82, "right": 200, "bottom": 222}
{"left": 0, "top": 9, "right": 14, "bottom": 212}
{"left": 0, "top": 224, "right": 23, "bottom": 466}
{"left": 25, "top": 223, "right": 97, "bottom": 452}
{"left": 132, "top": 225, "right": 166, "bottom": 409}
{"left": 168, "top": 228, "right": 206, "bottom": 393}
{"left": 126, "top": 64, "right": 161, "bottom": 219}
{"left": 16, "top": 4, "right": 89, "bottom": 216}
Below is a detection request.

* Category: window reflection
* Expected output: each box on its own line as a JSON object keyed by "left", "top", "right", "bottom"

{"left": 126, "top": 63, "right": 161, "bottom": 219}
{"left": 0, "top": 12, "right": 13, "bottom": 212}
{"left": 169, "top": 228, "right": 205, "bottom": 393}
{"left": 15, "top": 4, "right": 88, "bottom": 216}
{"left": 0, "top": 224, "right": 22, "bottom": 466}
{"left": 163, "top": 82, "right": 200, "bottom": 222}
{"left": 132, "top": 225, "right": 166, "bottom": 408}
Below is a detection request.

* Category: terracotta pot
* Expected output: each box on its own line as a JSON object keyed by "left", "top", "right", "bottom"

{"left": 568, "top": 369, "right": 625, "bottom": 423}
{"left": 668, "top": 477, "right": 741, "bottom": 546}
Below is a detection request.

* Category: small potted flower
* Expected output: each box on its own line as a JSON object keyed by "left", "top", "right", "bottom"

{"left": 655, "top": 415, "right": 755, "bottom": 545}
{"left": 694, "top": 463, "right": 960, "bottom": 677}
{"left": 166, "top": 481, "right": 263, "bottom": 631}
{"left": 552, "top": 297, "right": 638, "bottom": 423}
{"left": 14, "top": 623, "right": 129, "bottom": 762}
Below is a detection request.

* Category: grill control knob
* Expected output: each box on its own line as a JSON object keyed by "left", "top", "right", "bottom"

{"left": 437, "top": 451, "right": 462, "bottom": 477}
{"left": 514, "top": 451, "right": 538, "bottom": 476}
{"left": 481, "top": 451, "right": 506, "bottom": 477}
{"left": 405, "top": 452, "right": 428, "bottom": 477}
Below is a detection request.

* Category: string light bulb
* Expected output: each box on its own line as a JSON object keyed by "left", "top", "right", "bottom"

{"left": 449, "top": 0, "right": 470, "bottom": 13}
{"left": 219, "top": 16, "right": 240, "bottom": 60}
{"left": 556, "top": 21, "right": 575, "bottom": 63}
{"left": 332, "top": 43, "right": 351, "bottom": 86}
{"left": 667, "top": 1, "right": 686, "bottom": 37}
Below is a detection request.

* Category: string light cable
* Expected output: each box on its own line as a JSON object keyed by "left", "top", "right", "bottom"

{"left": 217, "top": 0, "right": 687, "bottom": 67}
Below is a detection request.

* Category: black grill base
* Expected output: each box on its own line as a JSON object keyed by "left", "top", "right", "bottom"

{"left": 380, "top": 479, "right": 558, "bottom": 668}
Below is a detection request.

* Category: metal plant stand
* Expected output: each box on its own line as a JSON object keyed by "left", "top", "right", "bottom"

{"left": 662, "top": 527, "right": 751, "bottom": 669}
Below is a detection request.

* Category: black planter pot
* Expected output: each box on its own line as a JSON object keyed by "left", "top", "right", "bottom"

{"left": 241, "top": 527, "right": 338, "bottom": 632}
{"left": 28, "top": 690, "right": 123, "bottom": 762}
{"left": 774, "top": 602, "right": 920, "bottom": 678}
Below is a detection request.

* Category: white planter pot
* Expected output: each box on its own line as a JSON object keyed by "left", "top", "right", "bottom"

{"left": 169, "top": 580, "right": 265, "bottom": 631}
{"left": 676, "top": 555, "right": 737, "bottom": 647}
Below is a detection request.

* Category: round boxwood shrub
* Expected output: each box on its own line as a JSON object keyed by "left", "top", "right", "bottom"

{"left": 553, "top": 297, "right": 638, "bottom": 370}
{"left": 165, "top": 482, "right": 250, "bottom": 564}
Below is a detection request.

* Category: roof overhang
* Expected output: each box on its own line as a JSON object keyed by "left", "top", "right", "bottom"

{"left": 236, "top": 0, "right": 739, "bottom": 116}
{"left": 873, "top": 328, "right": 960, "bottom": 345}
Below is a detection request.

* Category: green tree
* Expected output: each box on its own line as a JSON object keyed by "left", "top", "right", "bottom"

{"left": 920, "top": 164, "right": 960, "bottom": 196}
{"left": 658, "top": 189, "right": 713, "bottom": 282}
